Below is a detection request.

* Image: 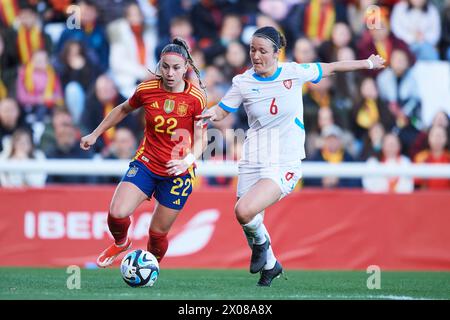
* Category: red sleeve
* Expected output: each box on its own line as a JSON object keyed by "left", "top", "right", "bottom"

{"left": 128, "top": 88, "right": 142, "bottom": 109}
{"left": 193, "top": 94, "right": 207, "bottom": 129}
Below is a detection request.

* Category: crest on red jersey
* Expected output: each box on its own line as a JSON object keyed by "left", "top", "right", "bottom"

{"left": 283, "top": 79, "right": 292, "bottom": 89}
{"left": 177, "top": 102, "right": 189, "bottom": 116}
{"left": 164, "top": 99, "right": 175, "bottom": 113}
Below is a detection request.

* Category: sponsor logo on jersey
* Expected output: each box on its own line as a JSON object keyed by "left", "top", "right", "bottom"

{"left": 149, "top": 101, "right": 159, "bottom": 109}
{"left": 251, "top": 88, "right": 260, "bottom": 94}
{"left": 176, "top": 102, "right": 189, "bottom": 116}
{"left": 164, "top": 99, "right": 175, "bottom": 113}
{"left": 283, "top": 79, "right": 292, "bottom": 89}
{"left": 141, "top": 155, "right": 149, "bottom": 162}
{"left": 300, "top": 63, "right": 310, "bottom": 69}
{"left": 127, "top": 167, "right": 139, "bottom": 177}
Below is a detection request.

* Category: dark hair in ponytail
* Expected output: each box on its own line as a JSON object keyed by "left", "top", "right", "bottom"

{"left": 252, "top": 26, "right": 286, "bottom": 52}
{"left": 150, "top": 37, "right": 207, "bottom": 103}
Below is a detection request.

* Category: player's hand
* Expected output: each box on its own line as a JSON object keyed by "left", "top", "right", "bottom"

{"left": 368, "top": 54, "right": 386, "bottom": 70}
{"left": 80, "top": 133, "right": 98, "bottom": 151}
{"left": 196, "top": 108, "right": 218, "bottom": 121}
{"left": 166, "top": 159, "right": 189, "bottom": 176}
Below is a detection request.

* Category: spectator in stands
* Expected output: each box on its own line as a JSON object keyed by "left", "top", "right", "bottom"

{"left": 359, "top": 122, "right": 386, "bottom": 161}
{"left": 352, "top": 77, "right": 395, "bottom": 140}
{"left": 357, "top": 6, "right": 414, "bottom": 76}
{"left": 81, "top": 74, "right": 141, "bottom": 154}
{"left": 257, "top": 0, "right": 300, "bottom": 48}
{"left": 347, "top": 0, "right": 377, "bottom": 37}
{"left": 362, "top": 133, "right": 414, "bottom": 193}
{"left": 318, "top": 22, "right": 354, "bottom": 63}
{"left": 296, "top": 0, "right": 348, "bottom": 47}
{"left": 333, "top": 46, "right": 360, "bottom": 113}
{"left": 0, "top": 98, "right": 30, "bottom": 153}
{"left": 293, "top": 37, "right": 318, "bottom": 64}
{"left": 104, "top": 127, "right": 137, "bottom": 160}
{"left": 390, "top": 0, "right": 441, "bottom": 60}
{"left": 108, "top": 2, "right": 158, "bottom": 98}
{"left": 56, "top": 0, "right": 110, "bottom": 73}
{"left": 101, "top": 127, "right": 137, "bottom": 184}
{"left": 190, "top": 0, "right": 236, "bottom": 46}
{"left": 203, "top": 13, "right": 243, "bottom": 64}
{"left": 156, "top": 0, "right": 188, "bottom": 41}
{"left": 45, "top": 108, "right": 95, "bottom": 184}
{"left": 203, "top": 64, "right": 227, "bottom": 110}
{"left": 16, "top": 50, "right": 64, "bottom": 124}
{"left": 0, "top": 127, "right": 46, "bottom": 187}
{"left": 92, "top": 0, "right": 138, "bottom": 25}
{"left": 157, "top": 16, "right": 196, "bottom": 57}
{"left": 217, "top": 41, "right": 249, "bottom": 83}
{"left": 306, "top": 107, "right": 356, "bottom": 160}
{"left": 5, "top": 3, "right": 53, "bottom": 65}
{"left": 304, "top": 124, "right": 361, "bottom": 188}
{"left": 0, "top": 30, "right": 18, "bottom": 99}
{"left": 55, "top": 40, "right": 100, "bottom": 126}
{"left": 410, "top": 110, "right": 450, "bottom": 159}
{"left": 376, "top": 48, "right": 421, "bottom": 152}
{"left": 414, "top": 125, "right": 450, "bottom": 189}
{"left": 303, "top": 76, "right": 351, "bottom": 133}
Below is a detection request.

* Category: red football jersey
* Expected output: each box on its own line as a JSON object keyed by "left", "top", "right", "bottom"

{"left": 128, "top": 79, "right": 206, "bottom": 176}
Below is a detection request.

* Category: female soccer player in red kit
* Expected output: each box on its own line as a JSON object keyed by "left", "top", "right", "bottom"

{"left": 80, "top": 38, "right": 207, "bottom": 267}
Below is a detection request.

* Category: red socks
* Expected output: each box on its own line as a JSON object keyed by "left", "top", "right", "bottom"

{"left": 108, "top": 214, "right": 168, "bottom": 262}
{"left": 147, "top": 230, "right": 168, "bottom": 262}
{"left": 107, "top": 214, "right": 131, "bottom": 246}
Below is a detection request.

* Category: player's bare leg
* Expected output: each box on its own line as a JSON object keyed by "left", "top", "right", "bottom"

{"left": 235, "top": 179, "right": 281, "bottom": 274}
{"left": 97, "top": 182, "right": 147, "bottom": 268}
{"left": 148, "top": 201, "right": 180, "bottom": 262}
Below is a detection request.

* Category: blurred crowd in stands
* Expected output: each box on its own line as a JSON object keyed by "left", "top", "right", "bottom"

{"left": 0, "top": 0, "right": 449, "bottom": 191}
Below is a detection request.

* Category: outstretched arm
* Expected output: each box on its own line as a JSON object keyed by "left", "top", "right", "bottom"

{"left": 320, "top": 54, "right": 386, "bottom": 78}
{"left": 195, "top": 105, "right": 230, "bottom": 122}
{"left": 80, "top": 100, "right": 135, "bottom": 150}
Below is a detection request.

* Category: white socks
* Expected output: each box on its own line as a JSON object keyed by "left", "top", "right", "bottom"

{"left": 242, "top": 214, "right": 266, "bottom": 245}
{"left": 242, "top": 213, "right": 277, "bottom": 270}
{"left": 260, "top": 223, "right": 276, "bottom": 270}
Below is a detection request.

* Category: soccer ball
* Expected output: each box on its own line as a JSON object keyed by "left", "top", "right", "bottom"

{"left": 120, "top": 249, "right": 159, "bottom": 287}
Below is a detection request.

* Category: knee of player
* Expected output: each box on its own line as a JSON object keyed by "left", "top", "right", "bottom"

{"left": 234, "top": 202, "right": 254, "bottom": 224}
{"left": 109, "top": 203, "right": 133, "bottom": 219}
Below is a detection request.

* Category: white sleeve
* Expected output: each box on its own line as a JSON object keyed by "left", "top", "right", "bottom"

{"left": 218, "top": 76, "right": 243, "bottom": 113}
{"left": 293, "top": 62, "right": 323, "bottom": 84}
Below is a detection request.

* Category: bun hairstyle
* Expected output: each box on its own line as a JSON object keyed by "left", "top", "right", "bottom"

{"left": 252, "top": 26, "right": 287, "bottom": 52}
{"left": 152, "top": 37, "right": 207, "bottom": 102}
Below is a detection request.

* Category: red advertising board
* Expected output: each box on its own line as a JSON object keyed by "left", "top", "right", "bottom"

{"left": 0, "top": 187, "right": 449, "bottom": 270}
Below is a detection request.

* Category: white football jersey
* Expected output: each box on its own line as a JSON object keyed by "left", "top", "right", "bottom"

{"left": 219, "top": 62, "right": 322, "bottom": 165}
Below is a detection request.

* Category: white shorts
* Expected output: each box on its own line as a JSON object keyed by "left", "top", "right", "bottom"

{"left": 237, "top": 163, "right": 302, "bottom": 199}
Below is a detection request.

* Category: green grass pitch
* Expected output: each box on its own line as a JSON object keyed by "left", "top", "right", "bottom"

{"left": 0, "top": 268, "right": 449, "bottom": 300}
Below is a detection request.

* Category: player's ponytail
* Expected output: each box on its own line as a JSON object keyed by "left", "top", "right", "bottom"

{"left": 172, "top": 38, "right": 207, "bottom": 105}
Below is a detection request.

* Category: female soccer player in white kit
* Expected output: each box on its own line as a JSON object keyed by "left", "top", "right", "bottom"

{"left": 198, "top": 26, "right": 385, "bottom": 286}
